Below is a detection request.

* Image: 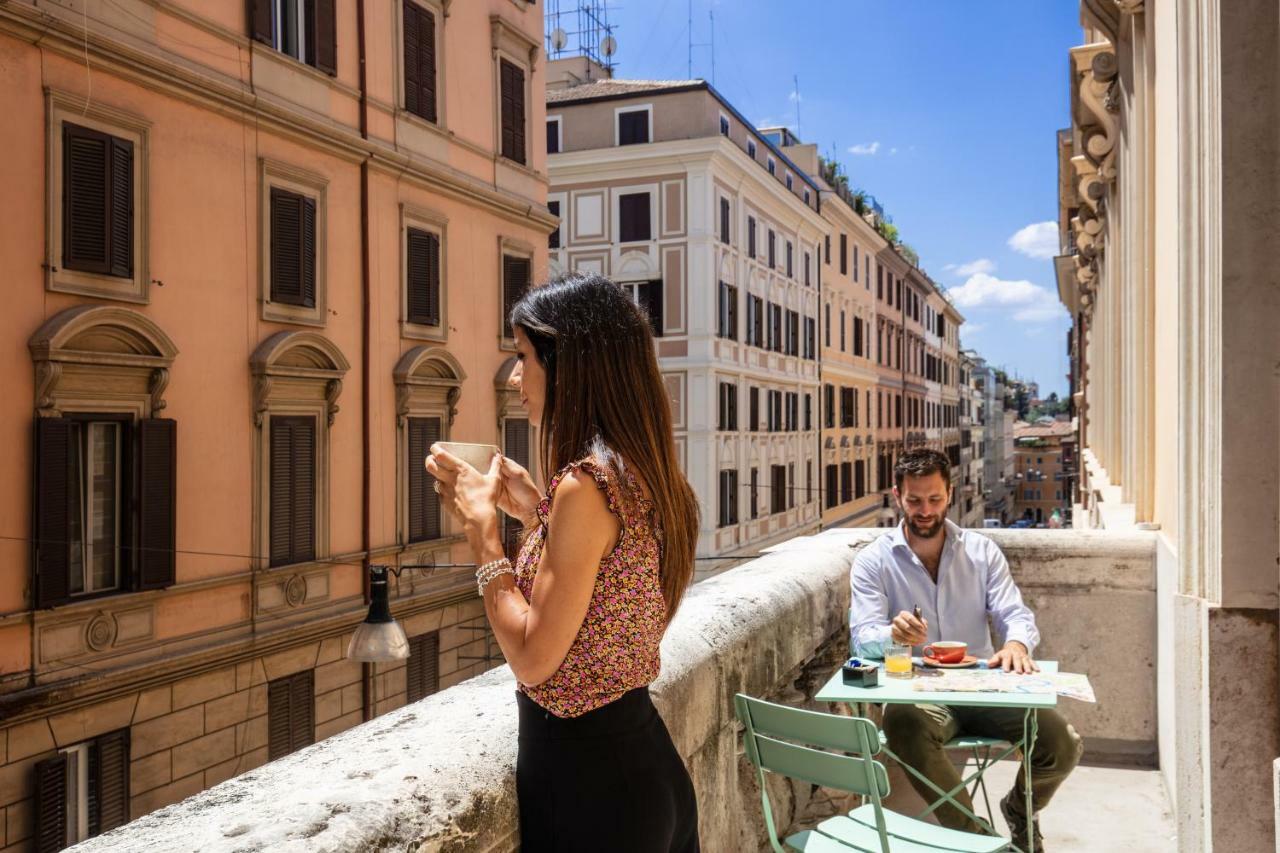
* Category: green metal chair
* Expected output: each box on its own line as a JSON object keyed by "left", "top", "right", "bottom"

{"left": 735, "top": 693, "right": 1012, "bottom": 853}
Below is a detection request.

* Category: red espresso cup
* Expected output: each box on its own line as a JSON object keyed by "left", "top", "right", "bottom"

{"left": 922, "top": 641, "right": 968, "bottom": 664}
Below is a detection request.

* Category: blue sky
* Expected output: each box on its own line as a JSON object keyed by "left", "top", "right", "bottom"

{"left": 585, "top": 1, "right": 1079, "bottom": 396}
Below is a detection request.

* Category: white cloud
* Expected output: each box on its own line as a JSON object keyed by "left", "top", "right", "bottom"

{"left": 1007, "top": 221, "right": 1059, "bottom": 260}
{"left": 944, "top": 258, "right": 996, "bottom": 277}
{"left": 848, "top": 141, "right": 881, "bottom": 156}
{"left": 946, "top": 273, "right": 1065, "bottom": 324}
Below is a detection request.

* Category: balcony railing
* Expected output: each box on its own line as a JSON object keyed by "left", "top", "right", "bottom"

{"left": 75, "top": 531, "right": 1162, "bottom": 853}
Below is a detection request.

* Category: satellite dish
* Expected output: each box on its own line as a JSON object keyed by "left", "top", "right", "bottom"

{"left": 551, "top": 28, "right": 568, "bottom": 50}
{"left": 600, "top": 35, "right": 617, "bottom": 57}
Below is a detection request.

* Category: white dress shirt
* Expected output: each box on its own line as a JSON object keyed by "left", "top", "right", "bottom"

{"left": 850, "top": 519, "right": 1040, "bottom": 660}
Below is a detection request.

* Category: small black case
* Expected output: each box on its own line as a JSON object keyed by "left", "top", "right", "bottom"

{"left": 841, "top": 658, "right": 880, "bottom": 687}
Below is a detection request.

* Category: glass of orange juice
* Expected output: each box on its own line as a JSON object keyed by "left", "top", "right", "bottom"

{"left": 884, "top": 643, "right": 913, "bottom": 679}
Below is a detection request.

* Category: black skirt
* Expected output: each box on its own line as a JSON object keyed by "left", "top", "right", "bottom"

{"left": 516, "top": 687, "right": 700, "bottom": 852}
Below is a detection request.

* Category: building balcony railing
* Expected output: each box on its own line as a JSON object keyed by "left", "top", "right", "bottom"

{"left": 76, "top": 531, "right": 1166, "bottom": 853}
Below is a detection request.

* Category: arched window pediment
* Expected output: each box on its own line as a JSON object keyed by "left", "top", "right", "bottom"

{"left": 250, "top": 331, "right": 349, "bottom": 427}
{"left": 394, "top": 346, "right": 465, "bottom": 426}
{"left": 28, "top": 305, "right": 179, "bottom": 417}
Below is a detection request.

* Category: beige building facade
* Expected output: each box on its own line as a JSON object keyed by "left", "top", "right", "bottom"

{"left": 545, "top": 68, "right": 825, "bottom": 569}
{"left": 1057, "top": 1, "right": 1279, "bottom": 849}
{"left": 0, "top": 1, "right": 551, "bottom": 848}
{"left": 1010, "top": 421, "right": 1074, "bottom": 525}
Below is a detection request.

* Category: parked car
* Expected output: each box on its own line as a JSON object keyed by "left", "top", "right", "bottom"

{"left": 981, "top": 519, "right": 1002, "bottom": 529}
{"left": 1009, "top": 518, "right": 1034, "bottom": 529}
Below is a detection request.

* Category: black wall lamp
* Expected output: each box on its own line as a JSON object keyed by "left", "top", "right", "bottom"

{"left": 346, "top": 563, "right": 438, "bottom": 663}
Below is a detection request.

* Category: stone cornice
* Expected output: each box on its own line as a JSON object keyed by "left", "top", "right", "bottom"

{"left": 0, "top": 4, "right": 556, "bottom": 233}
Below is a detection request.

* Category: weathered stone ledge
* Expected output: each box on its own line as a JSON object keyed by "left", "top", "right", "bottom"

{"left": 71, "top": 528, "right": 1160, "bottom": 851}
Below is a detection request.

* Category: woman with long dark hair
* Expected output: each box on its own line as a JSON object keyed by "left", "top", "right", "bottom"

{"left": 426, "top": 273, "right": 701, "bottom": 852}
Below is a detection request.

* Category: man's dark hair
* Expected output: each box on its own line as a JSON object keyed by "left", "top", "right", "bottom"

{"left": 894, "top": 448, "right": 951, "bottom": 491}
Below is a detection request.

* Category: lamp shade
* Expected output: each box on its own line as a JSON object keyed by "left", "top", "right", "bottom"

{"left": 346, "top": 566, "right": 410, "bottom": 662}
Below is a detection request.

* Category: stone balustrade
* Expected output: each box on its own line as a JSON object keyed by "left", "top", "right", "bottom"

{"left": 71, "top": 528, "right": 1157, "bottom": 852}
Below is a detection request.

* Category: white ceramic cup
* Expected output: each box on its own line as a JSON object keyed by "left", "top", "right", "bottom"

{"left": 435, "top": 442, "right": 500, "bottom": 473}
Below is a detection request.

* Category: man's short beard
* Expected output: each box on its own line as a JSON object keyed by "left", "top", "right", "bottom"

{"left": 906, "top": 516, "right": 944, "bottom": 538}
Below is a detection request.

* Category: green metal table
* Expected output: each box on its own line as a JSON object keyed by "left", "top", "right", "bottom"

{"left": 816, "top": 660, "right": 1059, "bottom": 853}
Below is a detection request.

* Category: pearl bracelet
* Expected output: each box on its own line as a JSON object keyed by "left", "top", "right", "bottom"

{"left": 475, "top": 557, "right": 514, "bottom": 596}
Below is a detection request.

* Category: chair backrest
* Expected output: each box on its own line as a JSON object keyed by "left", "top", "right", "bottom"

{"left": 734, "top": 693, "right": 889, "bottom": 799}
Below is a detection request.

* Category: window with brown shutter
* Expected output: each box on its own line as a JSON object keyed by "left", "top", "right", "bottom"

{"left": 33, "top": 416, "right": 175, "bottom": 609}
{"left": 34, "top": 753, "right": 67, "bottom": 853}
{"left": 406, "top": 227, "right": 441, "bottom": 326}
{"left": 635, "top": 281, "right": 663, "bottom": 337}
{"left": 33, "top": 729, "right": 130, "bottom": 850}
{"left": 270, "top": 187, "right": 317, "bottom": 308}
{"left": 407, "top": 416, "right": 442, "bottom": 543}
{"left": 719, "top": 197, "right": 730, "bottom": 244}
{"left": 406, "top": 631, "right": 440, "bottom": 702}
{"left": 269, "top": 416, "right": 316, "bottom": 567}
{"left": 135, "top": 419, "right": 176, "bottom": 590}
{"left": 502, "top": 417, "right": 531, "bottom": 559}
{"left": 499, "top": 59, "right": 526, "bottom": 164}
{"left": 617, "top": 109, "right": 649, "bottom": 145}
{"left": 618, "top": 192, "right": 651, "bottom": 242}
{"left": 63, "top": 122, "right": 133, "bottom": 278}
{"left": 268, "top": 669, "right": 315, "bottom": 760}
{"left": 248, "top": 0, "right": 335, "bottom": 74}
{"left": 501, "top": 255, "right": 530, "bottom": 338}
{"left": 771, "top": 465, "right": 786, "bottom": 513}
{"left": 403, "top": 1, "right": 437, "bottom": 123}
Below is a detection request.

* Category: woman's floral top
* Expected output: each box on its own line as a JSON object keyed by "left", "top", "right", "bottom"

{"left": 514, "top": 458, "right": 665, "bottom": 718}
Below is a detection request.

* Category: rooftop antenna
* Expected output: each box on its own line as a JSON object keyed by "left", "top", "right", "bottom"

{"left": 688, "top": 0, "right": 693, "bottom": 78}
{"left": 794, "top": 74, "right": 801, "bottom": 136}
{"left": 686, "top": 1, "right": 713, "bottom": 81}
{"left": 545, "top": 0, "right": 617, "bottom": 75}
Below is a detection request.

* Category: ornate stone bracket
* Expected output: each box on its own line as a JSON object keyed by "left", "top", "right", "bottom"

{"left": 149, "top": 368, "right": 170, "bottom": 414}
{"left": 35, "top": 362, "right": 62, "bottom": 418}
{"left": 325, "top": 379, "right": 342, "bottom": 426}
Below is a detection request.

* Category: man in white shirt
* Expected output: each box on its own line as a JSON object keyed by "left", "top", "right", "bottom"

{"left": 850, "top": 449, "right": 1082, "bottom": 850}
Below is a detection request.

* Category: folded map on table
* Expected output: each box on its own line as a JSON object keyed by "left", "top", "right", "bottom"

{"left": 912, "top": 670, "right": 1096, "bottom": 703}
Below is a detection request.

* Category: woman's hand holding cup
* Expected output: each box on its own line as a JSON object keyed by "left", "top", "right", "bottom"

{"left": 426, "top": 444, "right": 503, "bottom": 543}
{"left": 496, "top": 456, "right": 541, "bottom": 526}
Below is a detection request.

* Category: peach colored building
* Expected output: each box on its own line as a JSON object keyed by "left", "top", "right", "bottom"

{"left": 0, "top": 1, "right": 551, "bottom": 848}
{"left": 1011, "top": 420, "right": 1075, "bottom": 524}
{"left": 768, "top": 135, "right": 881, "bottom": 530}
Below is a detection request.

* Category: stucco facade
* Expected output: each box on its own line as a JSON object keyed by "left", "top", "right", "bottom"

{"left": 1056, "top": 2, "right": 1280, "bottom": 849}
{"left": 545, "top": 67, "right": 824, "bottom": 570}
{"left": 0, "top": 1, "right": 551, "bottom": 848}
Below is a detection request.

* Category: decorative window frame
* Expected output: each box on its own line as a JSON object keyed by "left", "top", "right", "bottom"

{"left": 394, "top": 346, "right": 465, "bottom": 546}
{"left": 400, "top": 203, "right": 450, "bottom": 342}
{"left": 498, "top": 236, "right": 535, "bottom": 351}
{"left": 29, "top": 306, "right": 177, "bottom": 421}
{"left": 259, "top": 159, "right": 329, "bottom": 327}
{"left": 45, "top": 90, "right": 152, "bottom": 304}
{"left": 490, "top": 15, "right": 540, "bottom": 167}
{"left": 394, "top": 0, "right": 451, "bottom": 131}
{"left": 614, "top": 103, "right": 654, "bottom": 147}
{"left": 249, "top": 331, "right": 349, "bottom": 571}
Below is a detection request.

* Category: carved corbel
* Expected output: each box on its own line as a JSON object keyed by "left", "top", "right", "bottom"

{"left": 395, "top": 382, "right": 412, "bottom": 429}
{"left": 253, "top": 376, "right": 272, "bottom": 428}
{"left": 1115, "top": 0, "right": 1144, "bottom": 14}
{"left": 325, "top": 379, "right": 343, "bottom": 426}
{"left": 34, "top": 361, "right": 62, "bottom": 417}
{"left": 1078, "top": 52, "right": 1118, "bottom": 180}
{"left": 446, "top": 386, "right": 461, "bottom": 427}
{"left": 148, "top": 367, "right": 169, "bottom": 414}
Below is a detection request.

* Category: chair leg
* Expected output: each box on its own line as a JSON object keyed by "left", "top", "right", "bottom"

{"left": 970, "top": 747, "right": 996, "bottom": 828}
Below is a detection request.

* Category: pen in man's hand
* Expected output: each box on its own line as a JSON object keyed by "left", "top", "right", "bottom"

{"left": 913, "top": 605, "right": 922, "bottom": 621}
